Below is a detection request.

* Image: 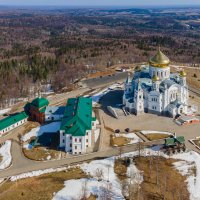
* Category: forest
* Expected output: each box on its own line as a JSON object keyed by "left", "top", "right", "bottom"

{"left": 1, "top": 7, "right": 200, "bottom": 107}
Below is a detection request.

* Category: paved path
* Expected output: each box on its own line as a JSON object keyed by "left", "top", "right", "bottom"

{"left": 135, "top": 132, "right": 150, "bottom": 142}
{"left": 0, "top": 139, "right": 164, "bottom": 179}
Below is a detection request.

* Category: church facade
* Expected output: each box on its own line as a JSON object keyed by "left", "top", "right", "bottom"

{"left": 123, "top": 49, "right": 189, "bottom": 117}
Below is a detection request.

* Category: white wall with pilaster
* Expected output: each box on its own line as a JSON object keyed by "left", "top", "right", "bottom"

{"left": 149, "top": 66, "right": 170, "bottom": 80}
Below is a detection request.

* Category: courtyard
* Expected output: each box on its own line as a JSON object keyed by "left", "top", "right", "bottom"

{"left": 97, "top": 87, "right": 200, "bottom": 153}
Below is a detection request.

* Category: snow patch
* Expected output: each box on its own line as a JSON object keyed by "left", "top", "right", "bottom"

{"left": 54, "top": 157, "right": 125, "bottom": 200}
{"left": 10, "top": 167, "right": 67, "bottom": 181}
{"left": 0, "top": 108, "right": 11, "bottom": 116}
{"left": 172, "top": 151, "right": 200, "bottom": 200}
{"left": 0, "top": 140, "right": 12, "bottom": 170}
{"left": 141, "top": 130, "right": 174, "bottom": 135}
{"left": 22, "top": 122, "right": 61, "bottom": 142}
{"left": 114, "top": 133, "right": 141, "bottom": 145}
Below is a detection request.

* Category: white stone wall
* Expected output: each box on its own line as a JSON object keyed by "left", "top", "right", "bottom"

{"left": 148, "top": 91, "right": 162, "bottom": 113}
{"left": 59, "top": 130, "right": 65, "bottom": 148}
{"left": 60, "top": 120, "right": 97, "bottom": 154}
{"left": 149, "top": 66, "right": 170, "bottom": 80}
{"left": 0, "top": 118, "right": 28, "bottom": 136}
{"left": 72, "top": 136, "right": 86, "bottom": 154}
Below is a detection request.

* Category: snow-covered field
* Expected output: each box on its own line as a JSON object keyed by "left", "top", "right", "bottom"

{"left": 22, "top": 122, "right": 61, "bottom": 142}
{"left": 0, "top": 108, "right": 11, "bottom": 116}
{"left": 53, "top": 157, "right": 125, "bottom": 200}
{"left": 0, "top": 140, "right": 12, "bottom": 170}
{"left": 172, "top": 151, "right": 200, "bottom": 200}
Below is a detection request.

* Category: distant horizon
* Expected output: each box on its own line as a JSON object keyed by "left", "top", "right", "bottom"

{"left": 1, "top": 0, "right": 200, "bottom": 8}
{"left": 1, "top": 4, "right": 200, "bottom": 9}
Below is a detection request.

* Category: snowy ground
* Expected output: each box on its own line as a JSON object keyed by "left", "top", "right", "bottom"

{"left": 53, "top": 157, "right": 125, "bottom": 200}
{"left": 22, "top": 122, "right": 61, "bottom": 143}
{"left": 141, "top": 130, "right": 174, "bottom": 136}
{"left": 0, "top": 108, "right": 11, "bottom": 116}
{"left": 5, "top": 142, "right": 200, "bottom": 200}
{"left": 172, "top": 151, "right": 200, "bottom": 200}
{"left": 0, "top": 140, "right": 12, "bottom": 170}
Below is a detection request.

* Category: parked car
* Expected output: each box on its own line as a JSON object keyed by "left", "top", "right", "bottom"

{"left": 125, "top": 128, "right": 130, "bottom": 133}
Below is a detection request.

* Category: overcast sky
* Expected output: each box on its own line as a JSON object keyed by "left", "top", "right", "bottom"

{"left": 1, "top": 0, "right": 200, "bottom": 6}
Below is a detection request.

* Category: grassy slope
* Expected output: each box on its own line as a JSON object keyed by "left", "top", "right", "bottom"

{"left": 0, "top": 168, "right": 88, "bottom": 200}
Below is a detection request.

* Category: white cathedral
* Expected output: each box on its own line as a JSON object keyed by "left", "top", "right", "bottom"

{"left": 123, "top": 48, "right": 189, "bottom": 117}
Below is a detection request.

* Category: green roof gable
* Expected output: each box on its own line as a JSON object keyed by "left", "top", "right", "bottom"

{"left": 60, "top": 97, "right": 93, "bottom": 136}
{"left": 165, "top": 138, "right": 175, "bottom": 146}
{"left": 0, "top": 112, "right": 28, "bottom": 131}
{"left": 31, "top": 97, "right": 49, "bottom": 109}
{"left": 176, "top": 136, "right": 185, "bottom": 144}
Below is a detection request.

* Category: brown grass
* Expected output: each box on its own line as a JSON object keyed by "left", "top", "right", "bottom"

{"left": 134, "top": 156, "right": 189, "bottom": 200}
{"left": 87, "top": 194, "right": 97, "bottom": 200}
{"left": 0, "top": 167, "right": 88, "bottom": 200}
{"left": 114, "top": 158, "right": 128, "bottom": 181}
{"left": 21, "top": 121, "right": 39, "bottom": 136}
{"left": 111, "top": 136, "right": 130, "bottom": 147}
{"left": 145, "top": 133, "right": 170, "bottom": 141}
{"left": 23, "top": 147, "right": 60, "bottom": 161}
{"left": 184, "top": 68, "right": 200, "bottom": 90}
{"left": 193, "top": 139, "right": 200, "bottom": 147}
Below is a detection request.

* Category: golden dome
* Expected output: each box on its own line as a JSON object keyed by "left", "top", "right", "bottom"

{"left": 149, "top": 48, "right": 170, "bottom": 68}
{"left": 152, "top": 75, "right": 160, "bottom": 82}
{"left": 180, "top": 70, "right": 187, "bottom": 77}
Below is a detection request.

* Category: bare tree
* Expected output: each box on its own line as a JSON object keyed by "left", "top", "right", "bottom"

{"left": 95, "top": 168, "right": 103, "bottom": 181}
{"left": 80, "top": 180, "right": 88, "bottom": 200}
{"left": 99, "top": 182, "right": 113, "bottom": 200}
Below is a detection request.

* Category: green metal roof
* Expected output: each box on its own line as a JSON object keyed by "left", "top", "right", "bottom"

{"left": 60, "top": 97, "right": 93, "bottom": 136}
{"left": 176, "top": 136, "right": 185, "bottom": 144}
{"left": 0, "top": 112, "right": 28, "bottom": 131}
{"left": 165, "top": 138, "right": 175, "bottom": 146}
{"left": 31, "top": 97, "right": 49, "bottom": 109}
{"left": 39, "top": 107, "right": 46, "bottom": 113}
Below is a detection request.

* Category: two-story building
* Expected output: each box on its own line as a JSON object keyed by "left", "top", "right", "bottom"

{"left": 59, "top": 97, "right": 97, "bottom": 154}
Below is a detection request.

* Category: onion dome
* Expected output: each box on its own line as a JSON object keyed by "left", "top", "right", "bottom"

{"left": 180, "top": 70, "right": 187, "bottom": 77}
{"left": 149, "top": 48, "right": 170, "bottom": 68}
{"left": 152, "top": 75, "right": 160, "bottom": 82}
{"left": 31, "top": 97, "right": 49, "bottom": 108}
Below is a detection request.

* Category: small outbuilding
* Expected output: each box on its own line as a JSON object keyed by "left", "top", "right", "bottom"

{"left": 0, "top": 112, "right": 28, "bottom": 136}
{"left": 25, "top": 97, "right": 49, "bottom": 124}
